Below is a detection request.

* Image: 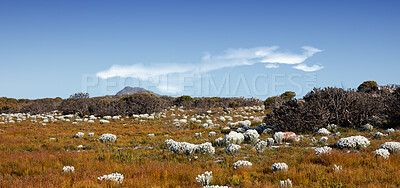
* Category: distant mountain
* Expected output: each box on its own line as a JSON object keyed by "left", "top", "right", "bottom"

{"left": 116, "top": 86, "right": 159, "bottom": 96}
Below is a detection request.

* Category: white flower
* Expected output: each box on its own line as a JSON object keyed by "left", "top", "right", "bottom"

{"left": 319, "top": 136, "right": 328, "bottom": 144}
{"left": 195, "top": 133, "right": 202, "bottom": 137}
{"left": 374, "top": 148, "right": 390, "bottom": 159}
{"left": 280, "top": 179, "right": 292, "bottom": 187}
{"left": 362, "top": 123, "right": 374, "bottom": 131}
{"left": 273, "top": 132, "right": 284, "bottom": 144}
{"left": 88, "top": 132, "right": 94, "bottom": 137}
{"left": 165, "top": 139, "right": 176, "bottom": 148}
{"left": 317, "top": 128, "right": 331, "bottom": 135}
{"left": 167, "top": 139, "right": 215, "bottom": 156}
{"left": 327, "top": 124, "right": 337, "bottom": 131}
{"left": 77, "top": 145, "right": 85, "bottom": 150}
{"left": 244, "top": 130, "right": 259, "bottom": 144}
{"left": 332, "top": 164, "right": 342, "bottom": 173}
{"left": 99, "top": 133, "right": 117, "bottom": 143}
{"left": 196, "top": 171, "right": 212, "bottom": 186}
{"left": 62, "top": 166, "right": 74, "bottom": 173}
{"left": 226, "top": 144, "right": 241, "bottom": 154}
{"left": 336, "top": 136, "right": 370, "bottom": 149}
{"left": 315, "top": 146, "right": 332, "bottom": 156}
{"left": 373, "top": 132, "right": 384, "bottom": 138}
{"left": 198, "top": 142, "right": 216, "bottom": 155}
{"left": 215, "top": 137, "right": 225, "bottom": 146}
{"left": 386, "top": 128, "right": 395, "bottom": 135}
{"left": 255, "top": 138, "right": 274, "bottom": 153}
{"left": 97, "top": 172, "right": 124, "bottom": 184}
{"left": 209, "top": 132, "right": 216, "bottom": 137}
{"left": 255, "top": 141, "right": 268, "bottom": 153}
{"left": 224, "top": 131, "right": 244, "bottom": 145}
{"left": 233, "top": 160, "right": 252, "bottom": 169}
{"left": 379, "top": 142, "right": 400, "bottom": 153}
{"left": 271, "top": 163, "right": 288, "bottom": 172}
{"left": 99, "top": 119, "right": 110, "bottom": 124}
{"left": 75, "top": 132, "right": 84, "bottom": 138}
{"left": 203, "top": 186, "right": 228, "bottom": 188}
{"left": 266, "top": 138, "right": 275, "bottom": 145}
{"left": 238, "top": 120, "right": 251, "bottom": 127}
{"left": 147, "top": 134, "right": 155, "bottom": 137}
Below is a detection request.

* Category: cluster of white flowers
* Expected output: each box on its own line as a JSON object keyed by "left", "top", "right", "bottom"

{"left": 374, "top": 148, "right": 390, "bottom": 159}
{"left": 165, "top": 139, "right": 176, "bottom": 148}
{"left": 327, "top": 124, "right": 337, "bottom": 132}
{"left": 317, "top": 128, "right": 331, "bottom": 135}
{"left": 99, "top": 119, "right": 110, "bottom": 124}
{"left": 379, "top": 142, "right": 400, "bottom": 153}
{"left": 99, "top": 133, "right": 117, "bottom": 143}
{"left": 166, "top": 139, "right": 215, "bottom": 155}
{"left": 209, "top": 131, "right": 216, "bottom": 137}
{"left": 196, "top": 171, "right": 212, "bottom": 186}
{"left": 244, "top": 130, "right": 259, "bottom": 144}
{"left": 224, "top": 131, "right": 244, "bottom": 145}
{"left": 271, "top": 163, "right": 288, "bottom": 172}
{"left": 226, "top": 144, "right": 241, "bottom": 154}
{"left": 62, "top": 166, "right": 74, "bottom": 173}
{"left": 238, "top": 120, "right": 251, "bottom": 127}
{"left": 215, "top": 137, "right": 225, "bottom": 146}
{"left": 203, "top": 186, "right": 228, "bottom": 188}
{"left": 233, "top": 160, "right": 252, "bottom": 169}
{"left": 198, "top": 142, "right": 216, "bottom": 155}
{"left": 97, "top": 172, "right": 124, "bottom": 184}
{"left": 266, "top": 137, "right": 275, "bottom": 145}
{"left": 273, "top": 132, "right": 284, "bottom": 144}
{"left": 336, "top": 136, "right": 370, "bottom": 149}
{"left": 280, "top": 179, "right": 292, "bottom": 187}
{"left": 255, "top": 141, "right": 268, "bottom": 153}
{"left": 88, "top": 132, "right": 94, "bottom": 137}
{"left": 362, "top": 123, "right": 374, "bottom": 131}
{"left": 255, "top": 138, "right": 274, "bottom": 153}
{"left": 195, "top": 133, "right": 202, "bottom": 137}
{"left": 77, "top": 145, "right": 85, "bottom": 150}
{"left": 319, "top": 136, "right": 328, "bottom": 144}
{"left": 373, "top": 132, "right": 385, "bottom": 138}
{"left": 75, "top": 132, "right": 84, "bottom": 138}
{"left": 333, "top": 164, "right": 342, "bottom": 173}
{"left": 386, "top": 128, "right": 395, "bottom": 135}
{"left": 315, "top": 146, "right": 332, "bottom": 156}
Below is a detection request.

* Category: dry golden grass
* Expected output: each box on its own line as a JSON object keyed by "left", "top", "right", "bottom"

{"left": 0, "top": 108, "right": 399, "bottom": 187}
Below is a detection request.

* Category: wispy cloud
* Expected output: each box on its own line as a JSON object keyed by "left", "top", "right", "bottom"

{"left": 96, "top": 63, "right": 194, "bottom": 80}
{"left": 96, "top": 46, "right": 323, "bottom": 94}
{"left": 265, "top": 64, "right": 279, "bottom": 69}
{"left": 293, "top": 64, "right": 324, "bottom": 72}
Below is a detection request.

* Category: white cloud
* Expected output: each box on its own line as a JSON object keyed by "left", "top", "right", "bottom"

{"left": 260, "top": 46, "right": 322, "bottom": 64}
{"left": 265, "top": 64, "right": 279, "bottom": 69}
{"left": 96, "top": 63, "right": 195, "bottom": 80}
{"left": 293, "top": 64, "right": 324, "bottom": 72}
{"left": 95, "top": 46, "right": 323, "bottom": 94}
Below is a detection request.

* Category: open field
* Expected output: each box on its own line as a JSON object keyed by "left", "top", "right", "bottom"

{"left": 0, "top": 105, "right": 399, "bottom": 188}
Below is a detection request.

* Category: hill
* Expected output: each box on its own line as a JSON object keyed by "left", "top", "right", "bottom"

{"left": 116, "top": 86, "right": 159, "bottom": 96}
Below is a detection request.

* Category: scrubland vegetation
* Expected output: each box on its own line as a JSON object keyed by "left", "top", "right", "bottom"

{"left": 0, "top": 81, "right": 400, "bottom": 187}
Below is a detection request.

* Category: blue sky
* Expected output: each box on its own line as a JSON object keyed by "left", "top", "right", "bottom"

{"left": 1, "top": 0, "right": 399, "bottom": 99}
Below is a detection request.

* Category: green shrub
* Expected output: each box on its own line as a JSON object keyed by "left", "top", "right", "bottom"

{"left": 358, "top": 81, "right": 378, "bottom": 91}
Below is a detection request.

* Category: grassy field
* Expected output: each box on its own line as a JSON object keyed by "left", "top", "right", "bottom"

{"left": 0, "top": 107, "right": 399, "bottom": 187}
